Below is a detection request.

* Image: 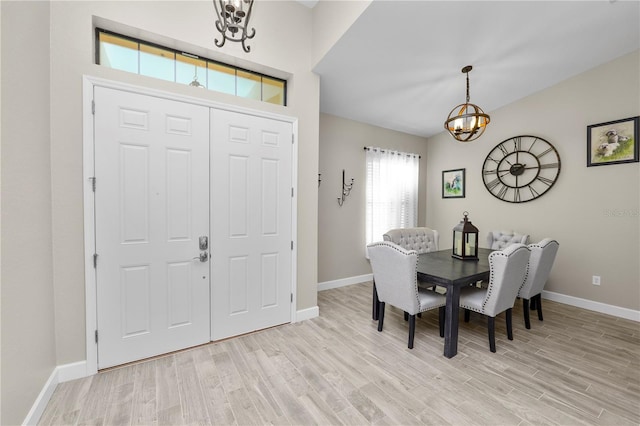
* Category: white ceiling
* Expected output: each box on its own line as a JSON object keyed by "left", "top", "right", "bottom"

{"left": 312, "top": 1, "right": 640, "bottom": 138}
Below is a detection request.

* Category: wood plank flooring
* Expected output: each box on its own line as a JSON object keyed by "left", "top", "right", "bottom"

{"left": 39, "top": 282, "right": 640, "bottom": 425}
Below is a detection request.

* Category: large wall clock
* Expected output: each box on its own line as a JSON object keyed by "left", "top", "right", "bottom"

{"left": 482, "top": 135, "right": 561, "bottom": 203}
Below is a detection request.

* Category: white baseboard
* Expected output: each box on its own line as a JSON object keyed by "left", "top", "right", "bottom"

{"left": 23, "top": 368, "right": 58, "bottom": 426}
{"left": 317, "top": 273, "right": 639, "bottom": 323}
{"left": 23, "top": 305, "right": 316, "bottom": 425}
{"left": 23, "top": 361, "right": 90, "bottom": 425}
{"left": 24, "top": 285, "right": 635, "bottom": 425}
{"left": 318, "top": 273, "right": 372, "bottom": 291}
{"left": 56, "top": 360, "right": 89, "bottom": 382}
{"left": 24, "top": 304, "right": 323, "bottom": 424}
{"left": 543, "top": 290, "right": 640, "bottom": 322}
{"left": 296, "top": 305, "right": 319, "bottom": 322}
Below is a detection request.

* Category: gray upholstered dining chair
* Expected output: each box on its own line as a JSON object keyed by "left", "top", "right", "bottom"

{"left": 459, "top": 244, "right": 531, "bottom": 353}
{"left": 383, "top": 227, "right": 439, "bottom": 292}
{"left": 486, "top": 231, "right": 530, "bottom": 250}
{"left": 383, "top": 227, "right": 439, "bottom": 254}
{"left": 470, "top": 231, "right": 529, "bottom": 289}
{"left": 367, "top": 241, "right": 446, "bottom": 349}
{"left": 518, "top": 238, "right": 559, "bottom": 329}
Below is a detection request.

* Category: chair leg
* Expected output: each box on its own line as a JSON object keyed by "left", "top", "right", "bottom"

{"left": 417, "top": 312, "right": 422, "bottom": 318}
{"left": 372, "top": 281, "right": 379, "bottom": 320}
{"left": 488, "top": 316, "right": 496, "bottom": 353}
{"left": 438, "top": 306, "right": 445, "bottom": 338}
{"left": 530, "top": 296, "right": 537, "bottom": 310}
{"left": 522, "top": 298, "right": 531, "bottom": 329}
{"left": 378, "top": 302, "right": 385, "bottom": 332}
{"left": 404, "top": 311, "right": 409, "bottom": 321}
{"left": 408, "top": 314, "right": 416, "bottom": 349}
{"left": 464, "top": 308, "right": 470, "bottom": 322}
{"left": 506, "top": 308, "right": 513, "bottom": 340}
{"left": 536, "top": 294, "right": 544, "bottom": 321}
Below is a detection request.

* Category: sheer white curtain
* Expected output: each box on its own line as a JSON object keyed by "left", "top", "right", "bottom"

{"left": 365, "top": 147, "right": 420, "bottom": 247}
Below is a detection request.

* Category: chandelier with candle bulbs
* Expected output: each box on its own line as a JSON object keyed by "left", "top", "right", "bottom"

{"left": 444, "top": 65, "right": 490, "bottom": 142}
{"left": 213, "top": 0, "right": 255, "bottom": 53}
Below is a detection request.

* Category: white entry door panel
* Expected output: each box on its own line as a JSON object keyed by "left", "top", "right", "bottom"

{"left": 210, "top": 109, "right": 293, "bottom": 340}
{"left": 94, "top": 87, "right": 210, "bottom": 369}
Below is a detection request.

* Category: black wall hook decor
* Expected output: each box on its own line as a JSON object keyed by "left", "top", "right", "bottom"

{"left": 337, "top": 169, "right": 354, "bottom": 206}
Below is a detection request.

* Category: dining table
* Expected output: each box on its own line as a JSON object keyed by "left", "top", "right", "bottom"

{"left": 372, "top": 247, "right": 493, "bottom": 358}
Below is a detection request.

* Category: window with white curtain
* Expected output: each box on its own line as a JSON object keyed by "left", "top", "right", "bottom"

{"left": 365, "top": 147, "right": 420, "bottom": 246}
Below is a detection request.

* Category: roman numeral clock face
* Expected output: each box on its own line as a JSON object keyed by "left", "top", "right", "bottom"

{"left": 482, "top": 135, "right": 561, "bottom": 203}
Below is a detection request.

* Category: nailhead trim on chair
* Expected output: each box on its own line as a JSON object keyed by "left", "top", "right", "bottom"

{"left": 462, "top": 247, "right": 531, "bottom": 314}
{"left": 482, "top": 248, "right": 530, "bottom": 312}
{"left": 517, "top": 238, "right": 559, "bottom": 299}
{"left": 480, "top": 252, "right": 502, "bottom": 313}
{"left": 517, "top": 242, "right": 546, "bottom": 294}
{"left": 368, "top": 241, "right": 422, "bottom": 311}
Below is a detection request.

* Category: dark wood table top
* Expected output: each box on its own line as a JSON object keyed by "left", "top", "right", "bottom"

{"left": 416, "top": 248, "right": 493, "bottom": 287}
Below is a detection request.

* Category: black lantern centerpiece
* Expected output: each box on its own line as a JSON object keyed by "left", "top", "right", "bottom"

{"left": 452, "top": 211, "right": 479, "bottom": 261}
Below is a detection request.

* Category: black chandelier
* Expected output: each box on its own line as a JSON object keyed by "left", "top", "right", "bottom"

{"left": 444, "top": 65, "right": 490, "bottom": 142}
{"left": 213, "top": 0, "right": 256, "bottom": 53}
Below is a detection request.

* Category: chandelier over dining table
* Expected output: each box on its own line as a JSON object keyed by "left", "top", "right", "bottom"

{"left": 213, "top": 0, "right": 256, "bottom": 53}
{"left": 444, "top": 65, "right": 491, "bottom": 142}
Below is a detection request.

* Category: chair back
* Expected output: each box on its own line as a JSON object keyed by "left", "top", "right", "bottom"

{"left": 518, "top": 239, "right": 559, "bottom": 300}
{"left": 486, "top": 231, "right": 529, "bottom": 250}
{"left": 367, "top": 241, "right": 421, "bottom": 315}
{"left": 482, "top": 244, "right": 531, "bottom": 317}
{"left": 383, "top": 227, "right": 439, "bottom": 254}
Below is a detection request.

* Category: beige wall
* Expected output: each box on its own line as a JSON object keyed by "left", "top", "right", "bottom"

{"left": 318, "top": 51, "right": 639, "bottom": 311}
{"left": 1, "top": 2, "right": 57, "bottom": 425}
{"left": 2, "top": 1, "right": 638, "bottom": 422}
{"left": 1, "top": 0, "right": 319, "bottom": 422}
{"left": 426, "top": 50, "right": 640, "bottom": 311}
{"left": 311, "top": 0, "right": 371, "bottom": 67}
{"left": 318, "top": 113, "right": 428, "bottom": 283}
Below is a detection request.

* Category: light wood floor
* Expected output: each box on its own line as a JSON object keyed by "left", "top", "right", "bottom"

{"left": 39, "top": 282, "right": 640, "bottom": 425}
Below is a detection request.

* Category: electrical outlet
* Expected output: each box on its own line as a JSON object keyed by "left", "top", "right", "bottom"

{"left": 592, "top": 275, "right": 601, "bottom": 286}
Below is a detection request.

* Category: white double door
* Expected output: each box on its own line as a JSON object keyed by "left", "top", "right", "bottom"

{"left": 94, "top": 87, "right": 292, "bottom": 369}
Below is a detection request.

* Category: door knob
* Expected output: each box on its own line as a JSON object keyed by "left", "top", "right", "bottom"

{"left": 193, "top": 252, "right": 209, "bottom": 262}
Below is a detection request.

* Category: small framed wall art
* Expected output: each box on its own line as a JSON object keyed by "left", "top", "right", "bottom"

{"left": 442, "top": 168, "right": 465, "bottom": 198}
{"left": 587, "top": 116, "right": 639, "bottom": 167}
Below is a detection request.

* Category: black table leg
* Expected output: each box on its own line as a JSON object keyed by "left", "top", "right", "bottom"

{"left": 372, "top": 281, "right": 379, "bottom": 320}
{"left": 443, "top": 285, "right": 460, "bottom": 358}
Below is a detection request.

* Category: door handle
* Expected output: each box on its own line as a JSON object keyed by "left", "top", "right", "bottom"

{"left": 193, "top": 252, "right": 209, "bottom": 262}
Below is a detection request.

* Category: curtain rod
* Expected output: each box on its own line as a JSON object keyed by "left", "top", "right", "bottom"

{"left": 363, "top": 146, "right": 421, "bottom": 159}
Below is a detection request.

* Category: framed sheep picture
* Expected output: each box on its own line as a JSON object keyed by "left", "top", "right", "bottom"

{"left": 587, "top": 116, "right": 639, "bottom": 167}
{"left": 442, "top": 168, "right": 465, "bottom": 198}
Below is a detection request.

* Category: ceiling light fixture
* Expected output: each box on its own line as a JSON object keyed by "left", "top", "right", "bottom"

{"left": 444, "top": 65, "right": 490, "bottom": 142}
{"left": 213, "top": 0, "right": 255, "bottom": 53}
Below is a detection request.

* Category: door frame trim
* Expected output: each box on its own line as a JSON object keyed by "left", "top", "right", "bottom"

{"left": 82, "top": 75, "right": 299, "bottom": 375}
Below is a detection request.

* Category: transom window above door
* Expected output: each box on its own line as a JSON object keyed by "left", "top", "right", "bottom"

{"left": 95, "top": 28, "right": 287, "bottom": 106}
